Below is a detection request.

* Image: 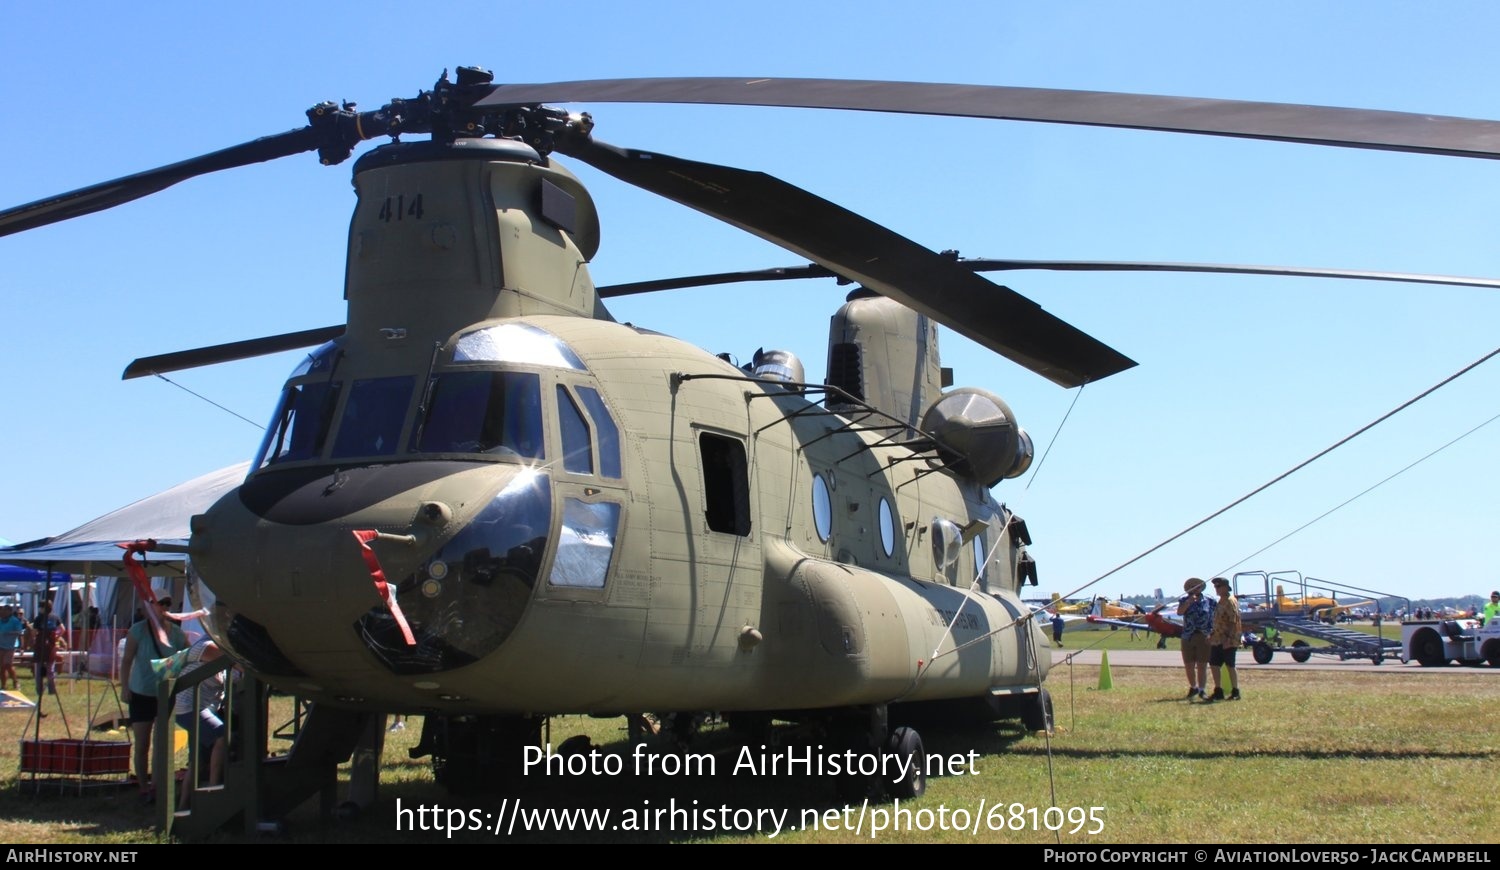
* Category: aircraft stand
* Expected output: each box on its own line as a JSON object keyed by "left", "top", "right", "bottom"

{"left": 158, "top": 673, "right": 375, "bottom": 841}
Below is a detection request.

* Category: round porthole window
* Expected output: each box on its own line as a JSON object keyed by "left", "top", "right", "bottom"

{"left": 812, "top": 474, "right": 832, "bottom": 542}
{"left": 878, "top": 497, "right": 896, "bottom": 558}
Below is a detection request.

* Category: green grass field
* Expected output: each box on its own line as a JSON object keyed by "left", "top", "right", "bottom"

{"left": 2, "top": 661, "right": 1496, "bottom": 844}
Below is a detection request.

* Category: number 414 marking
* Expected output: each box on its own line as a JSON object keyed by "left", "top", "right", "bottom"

{"left": 378, "top": 194, "right": 424, "bottom": 222}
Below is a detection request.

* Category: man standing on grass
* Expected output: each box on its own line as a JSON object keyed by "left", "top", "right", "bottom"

{"left": 1207, "top": 576, "right": 1242, "bottom": 702}
{"left": 1177, "top": 577, "right": 1214, "bottom": 702}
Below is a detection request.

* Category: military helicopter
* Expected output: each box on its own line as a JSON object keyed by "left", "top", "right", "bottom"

{"left": 5, "top": 72, "right": 1500, "bottom": 804}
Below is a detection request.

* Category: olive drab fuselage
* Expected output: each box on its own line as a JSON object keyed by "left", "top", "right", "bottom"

{"left": 186, "top": 139, "right": 1049, "bottom": 716}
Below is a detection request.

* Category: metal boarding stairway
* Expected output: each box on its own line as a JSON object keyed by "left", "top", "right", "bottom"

{"left": 1272, "top": 616, "right": 1403, "bottom": 662}
{"left": 155, "top": 664, "right": 376, "bottom": 841}
{"left": 1234, "top": 569, "right": 1408, "bottom": 664}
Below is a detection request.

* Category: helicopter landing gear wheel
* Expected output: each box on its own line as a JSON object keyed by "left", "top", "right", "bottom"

{"left": 884, "top": 726, "right": 926, "bottom": 800}
{"left": 1020, "top": 688, "right": 1054, "bottom": 734}
{"left": 1290, "top": 640, "right": 1312, "bottom": 663}
{"left": 431, "top": 715, "right": 541, "bottom": 795}
{"left": 828, "top": 705, "right": 887, "bottom": 803}
{"left": 726, "top": 712, "right": 776, "bottom": 748}
{"left": 1252, "top": 642, "right": 1274, "bottom": 665}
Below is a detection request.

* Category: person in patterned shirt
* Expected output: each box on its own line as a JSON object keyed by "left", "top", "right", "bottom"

{"left": 1207, "top": 576, "right": 1243, "bottom": 702}
{"left": 1177, "top": 577, "right": 1214, "bottom": 701}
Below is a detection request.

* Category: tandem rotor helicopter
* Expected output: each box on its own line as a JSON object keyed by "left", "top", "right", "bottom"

{"left": 6, "top": 71, "right": 1500, "bottom": 809}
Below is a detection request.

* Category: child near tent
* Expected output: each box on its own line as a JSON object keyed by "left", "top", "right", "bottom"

{"left": 173, "top": 637, "right": 229, "bottom": 809}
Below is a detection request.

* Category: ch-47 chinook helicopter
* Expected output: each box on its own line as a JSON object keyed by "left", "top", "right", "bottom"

{"left": 6, "top": 71, "right": 1500, "bottom": 808}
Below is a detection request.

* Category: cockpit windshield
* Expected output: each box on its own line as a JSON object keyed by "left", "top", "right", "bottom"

{"left": 330, "top": 375, "right": 414, "bottom": 459}
{"left": 412, "top": 371, "right": 543, "bottom": 458}
{"left": 251, "top": 326, "right": 574, "bottom": 468}
{"left": 256, "top": 380, "right": 341, "bottom": 468}
{"left": 254, "top": 342, "right": 344, "bottom": 468}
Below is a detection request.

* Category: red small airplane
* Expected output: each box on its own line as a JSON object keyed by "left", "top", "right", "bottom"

{"left": 1086, "top": 598, "right": 1284, "bottom": 649}
{"left": 1087, "top": 603, "right": 1183, "bottom": 642}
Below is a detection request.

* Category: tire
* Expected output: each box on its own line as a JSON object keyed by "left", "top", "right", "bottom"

{"left": 432, "top": 715, "right": 541, "bottom": 795}
{"left": 1252, "top": 642, "right": 1274, "bottom": 665}
{"left": 1020, "top": 688, "right": 1054, "bottom": 734}
{"left": 1484, "top": 640, "right": 1500, "bottom": 669}
{"left": 884, "top": 726, "right": 927, "bottom": 800}
{"left": 1290, "top": 640, "right": 1312, "bottom": 663}
{"left": 1412, "top": 629, "right": 1448, "bottom": 667}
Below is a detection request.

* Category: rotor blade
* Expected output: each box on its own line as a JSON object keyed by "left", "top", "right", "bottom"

{"left": 0, "top": 127, "right": 325, "bottom": 238}
{"left": 558, "top": 137, "right": 1135, "bottom": 387}
{"left": 961, "top": 260, "right": 1500, "bottom": 290}
{"left": 608, "top": 260, "right": 1500, "bottom": 295}
{"left": 123, "top": 325, "right": 344, "bottom": 380}
{"left": 481, "top": 78, "right": 1500, "bottom": 160}
{"left": 598, "top": 264, "right": 840, "bottom": 297}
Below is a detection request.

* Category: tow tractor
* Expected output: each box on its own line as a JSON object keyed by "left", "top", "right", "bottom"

{"left": 1401, "top": 617, "right": 1500, "bottom": 667}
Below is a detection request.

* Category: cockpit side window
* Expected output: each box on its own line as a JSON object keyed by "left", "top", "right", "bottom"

{"left": 556, "top": 385, "right": 593, "bottom": 474}
{"left": 412, "top": 371, "right": 543, "bottom": 458}
{"left": 331, "top": 376, "right": 414, "bottom": 459}
{"left": 548, "top": 499, "right": 621, "bottom": 588}
{"left": 576, "top": 386, "right": 621, "bottom": 479}
{"left": 257, "top": 380, "right": 342, "bottom": 467}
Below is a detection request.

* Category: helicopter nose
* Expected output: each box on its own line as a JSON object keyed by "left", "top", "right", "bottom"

{"left": 189, "top": 461, "right": 551, "bottom": 695}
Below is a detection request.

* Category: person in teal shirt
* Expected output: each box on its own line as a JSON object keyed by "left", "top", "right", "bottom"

{"left": 119, "top": 596, "right": 190, "bottom": 801}
{"left": 0, "top": 605, "right": 25, "bottom": 691}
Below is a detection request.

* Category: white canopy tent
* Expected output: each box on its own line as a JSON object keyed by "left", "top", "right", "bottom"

{"left": 0, "top": 462, "right": 248, "bottom": 663}
{"left": 0, "top": 462, "right": 248, "bottom": 579}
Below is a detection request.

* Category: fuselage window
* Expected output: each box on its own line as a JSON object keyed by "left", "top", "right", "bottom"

{"left": 576, "top": 386, "right": 621, "bottom": 479}
{"left": 257, "top": 379, "right": 341, "bottom": 467}
{"left": 812, "top": 473, "right": 832, "bottom": 542}
{"left": 932, "top": 517, "right": 962, "bottom": 584}
{"left": 973, "top": 533, "right": 989, "bottom": 592}
{"left": 699, "top": 432, "right": 751, "bottom": 536}
{"left": 549, "top": 499, "right": 622, "bottom": 588}
{"left": 412, "top": 371, "right": 543, "bottom": 458}
{"left": 557, "top": 385, "right": 593, "bottom": 474}
{"left": 878, "top": 497, "right": 897, "bottom": 558}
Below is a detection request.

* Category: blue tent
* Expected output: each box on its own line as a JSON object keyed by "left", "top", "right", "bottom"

{"left": 0, "top": 564, "right": 72, "bottom": 585}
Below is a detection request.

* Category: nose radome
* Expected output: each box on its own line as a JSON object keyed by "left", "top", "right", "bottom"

{"left": 190, "top": 461, "right": 549, "bottom": 693}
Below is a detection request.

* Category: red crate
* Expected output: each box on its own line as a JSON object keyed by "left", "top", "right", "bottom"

{"left": 19, "top": 739, "right": 131, "bottom": 775}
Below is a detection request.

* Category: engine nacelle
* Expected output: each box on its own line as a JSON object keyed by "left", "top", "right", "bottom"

{"left": 920, "top": 387, "right": 1032, "bottom": 486}
{"left": 746, "top": 347, "right": 805, "bottom": 385}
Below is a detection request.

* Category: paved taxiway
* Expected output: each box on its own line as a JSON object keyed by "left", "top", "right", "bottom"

{"left": 1051, "top": 647, "right": 1499, "bottom": 674}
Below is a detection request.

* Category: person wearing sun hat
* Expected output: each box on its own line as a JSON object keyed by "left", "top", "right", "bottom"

{"left": 1207, "top": 577, "right": 1243, "bottom": 702}
{"left": 1177, "top": 577, "right": 1214, "bottom": 701}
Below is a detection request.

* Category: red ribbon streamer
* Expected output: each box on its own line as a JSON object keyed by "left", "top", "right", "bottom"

{"left": 352, "top": 530, "right": 417, "bottom": 646}
{"left": 119, "top": 539, "right": 171, "bottom": 649}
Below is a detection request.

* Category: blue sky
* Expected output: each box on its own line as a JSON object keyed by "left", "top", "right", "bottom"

{"left": 3, "top": 2, "right": 1498, "bottom": 602}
